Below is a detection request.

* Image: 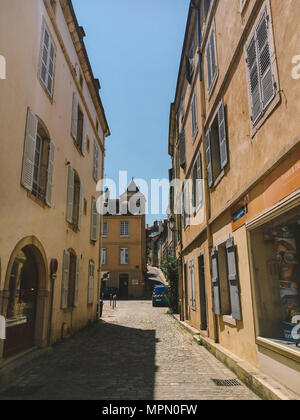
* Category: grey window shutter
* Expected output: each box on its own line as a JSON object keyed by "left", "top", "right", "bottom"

{"left": 66, "top": 166, "right": 74, "bottom": 223}
{"left": 211, "top": 247, "right": 221, "bottom": 316}
{"left": 61, "top": 250, "right": 70, "bottom": 309}
{"left": 179, "top": 130, "right": 186, "bottom": 168}
{"left": 74, "top": 256, "right": 79, "bottom": 307}
{"left": 81, "top": 115, "right": 86, "bottom": 156}
{"left": 226, "top": 237, "right": 242, "bottom": 321}
{"left": 88, "top": 261, "right": 94, "bottom": 304}
{"left": 77, "top": 182, "right": 83, "bottom": 230}
{"left": 93, "top": 143, "right": 99, "bottom": 180}
{"left": 256, "top": 11, "right": 275, "bottom": 110}
{"left": 184, "top": 181, "right": 190, "bottom": 226}
{"left": 71, "top": 92, "right": 78, "bottom": 140}
{"left": 189, "top": 260, "right": 195, "bottom": 307}
{"left": 210, "top": 28, "right": 217, "bottom": 82}
{"left": 218, "top": 99, "right": 228, "bottom": 170}
{"left": 205, "top": 129, "right": 213, "bottom": 187}
{"left": 45, "top": 140, "right": 55, "bottom": 207}
{"left": 246, "top": 35, "right": 263, "bottom": 125}
{"left": 21, "top": 108, "right": 38, "bottom": 191}
{"left": 206, "top": 39, "right": 212, "bottom": 90}
{"left": 91, "top": 198, "right": 99, "bottom": 241}
{"left": 196, "top": 153, "right": 203, "bottom": 207}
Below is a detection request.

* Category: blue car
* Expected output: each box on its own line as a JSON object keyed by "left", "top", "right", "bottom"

{"left": 152, "top": 285, "right": 169, "bottom": 307}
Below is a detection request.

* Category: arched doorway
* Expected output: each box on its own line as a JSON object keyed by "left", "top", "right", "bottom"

{"left": 2, "top": 238, "right": 49, "bottom": 359}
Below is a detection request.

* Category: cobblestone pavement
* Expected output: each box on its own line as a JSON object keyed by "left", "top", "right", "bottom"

{"left": 0, "top": 300, "right": 260, "bottom": 400}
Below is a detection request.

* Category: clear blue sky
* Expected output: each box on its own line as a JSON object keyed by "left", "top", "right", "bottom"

{"left": 72, "top": 0, "right": 190, "bottom": 225}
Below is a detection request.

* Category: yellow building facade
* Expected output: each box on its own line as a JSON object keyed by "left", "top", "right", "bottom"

{"left": 0, "top": 0, "right": 109, "bottom": 361}
{"left": 101, "top": 181, "right": 147, "bottom": 298}
{"left": 169, "top": 0, "right": 300, "bottom": 396}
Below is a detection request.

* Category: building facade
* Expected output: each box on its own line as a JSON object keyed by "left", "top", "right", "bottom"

{"left": 101, "top": 181, "right": 147, "bottom": 298}
{"left": 169, "top": 0, "right": 300, "bottom": 396}
{"left": 0, "top": 0, "right": 109, "bottom": 361}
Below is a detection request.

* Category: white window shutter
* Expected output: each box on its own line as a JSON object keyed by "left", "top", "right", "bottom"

{"left": 246, "top": 35, "right": 263, "bottom": 125}
{"left": 211, "top": 247, "right": 221, "bottom": 315}
{"left": 45, "top": 140, "right": 55, "bottom": 207}
{"left": 93, "top": 143, "right": 99, "bottom": 180}
{"left": 61, "top": 250, "right": 70, "bottom": 309}
{"left": 66, "top": 166, "right": 74, "bottom": 223}
{"left": 196, "top": 153, "right": 203, "bottom": 207}
{"left": 205, "top": 129, "right": 213, "bottom": 188}
{"left": 91, "top": 198, "right": 99, "bottom": 241}
{"left": 256, "top": 11, "right": 275, "bottom": 110}
{"left": 74, "top": 256, "right": 79, "bottom": 307}
{"left": 77, "top": 182, "right": 83, "bottom": 230}
{"left": 210, "top": 27, "right": 217, "bottom": 82}
{"left": 81, "top": 115, "right": 86, "bottom": 156}
{"left": 206, "top": 38, "right": 212, "bottom": 90}
{"left": 21, "top": 108, "right": 38, "bottom": 191}
{"left": 218, "top": 99, "right": 228, "bottom": 170}
{"left": 71, "top": 92, "right": 78, "bottom": 141}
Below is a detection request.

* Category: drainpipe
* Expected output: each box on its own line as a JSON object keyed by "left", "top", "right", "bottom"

{"left": 190, "top": 0, "right": 218, "bottom": 343}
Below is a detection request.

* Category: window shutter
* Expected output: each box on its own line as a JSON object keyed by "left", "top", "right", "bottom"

{"left": 211, "top": 247, "right": 221, "bottom": 315}
{"left": 218, "top": 99, "right": 228, "bottom": 170}
{"left": 189, "top": 260, "right": 195, "bottom": 308}
{"left": 61, "top": 250, "right": 70, "bottom": 309}
{"left": 77, "top": 182, "right": 83, "bottom": 230}
{"left": 71, "top": 92, "right": 78, "bottom": 140}
{"left": 93, "top": 143, "right": 99, "bottom": 180}
{"left": 210, "top": 27, "right": 217, "bottom": 83}
{"left": 179, "top": 130, "right": 186, "bottom": 168}
{"left": 256, "top": 11, "right": 275, "bottom": 110}
{"left": 66, "top": 166, "right": 74, "bottom": 223}
{"left": 81, "top": 115, "right": 86, "bottom": 156}
{"left": 45, "top": 140, "right": 55, "bottom": 207}
{"left": 88, "top": 261, "right": 94, "bottom": 304}
{"left": 246, "top": 35, "right": 262, "bottom": 125}
{"left": 21, "top": 108, "right": 38, "bottom": 191}
{"left": 74, "top": 256, "right": 79, "bottom": 307}
{"left": 125, "top": 248, "right": 129, "bottom": 264}
{"left": 206, "top": 38, "right": 212, "bottom": 90}
{"left": 196, "top": 153, "right": 203, "bottom": 207}
{"left": 91, "top": 198, "right": 99, "bottom": 242}
{"left": 192, "top": 94, "right": 198, "bottom": 138}
{"left": 205, "top": 129, "right": 213, "bottom": 187}
{"left": 184, "top": 181, "right": 190, "bottom": 227}
{"left": 185, "top": 54, "right": 192, "bottom": 84}
{"left": 226, "top": 237, "right": 242, "bottom": 321}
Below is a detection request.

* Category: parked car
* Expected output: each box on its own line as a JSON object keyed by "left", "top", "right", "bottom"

{"left": 101, "top": 286, "right": 119, "bottom": 299}
{"left": 152, "top": 285, "right": 169, "bottom": 307}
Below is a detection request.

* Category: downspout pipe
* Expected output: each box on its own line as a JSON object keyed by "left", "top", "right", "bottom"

{"left": 190, "top": 0, "right": 218, "bottom": 343}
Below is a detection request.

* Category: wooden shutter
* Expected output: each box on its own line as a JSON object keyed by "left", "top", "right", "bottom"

{"left": 91, "top": 198, "right": 99, "bottom": 242}
{"left": 179, "top": 130, "right": 186, "bottom": 168}
{"left": 93, "top": 143, "right": 99, "bottom": 180}
{"left": 206, "top": 38, "right": 212, "bottom": 90}
{"left": 45, "top": 140, "right": 55, "bottom": 207}
{"left": 196, "top": 153, "right": 203, "bottom": 207}
{"left": 81, "top": 115, "right": 86, "bottom": 156}
{"left": 21, "top": 108, "right": 38, "bottom": 191}
{"left": 184, "top": 181, "right": 190, "bottom": 226}
{"left": 256, "top": 11, "right": 275, "bottom": 110}
{"left": 205, "top": 129, "right": 213, "bottom": 188}
{"left": 226, "top": 237, "right": 242, "bottom": 321}
{"left": 71, "top": 92, "right": 78, "bottom": 140}
{"left": 218, "top": 99, "right": 228, "bottom": 170}
{"left": 73, "top": 256, "right": 79, "bottom": 307}
{"left": 210, "top": 27, "right": 217, "bottom": 83}
{"left": 189, "top": 260, "right": 195, "bottom": 308}
{"left": 192, "top": 94, "right": 197, "bottom": 138}
{"left": 211, "top": 247, "right": 221, "bottom": 315}
{"left": 77, "top": 182, "right": 83, "bottom": 230}
{"left": 61, "top": 250, "right": 70, "bottom": 309}
{"left": 88, "top": 261, "right": 94, "bottom": 304}
{"left": 47, "top": 40, "right": 55, "bottom": 96}
{"left": 66, "top": 166, "right": 74, "bottom": 223}
{"left": 246, "top": 35, "right": 262, "bottom": 125}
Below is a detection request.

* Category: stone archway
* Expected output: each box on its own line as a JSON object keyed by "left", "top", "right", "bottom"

{"left": 1, "top": 237, "right": 49, "bottom": 359}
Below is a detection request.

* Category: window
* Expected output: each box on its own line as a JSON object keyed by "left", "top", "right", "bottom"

{"left": 250, "top": 206, "right": 300, "bottom": 353}
{"left": 66, "top": 166, "right": 83, "bottom": 229}
{"left": 182, "top": 181, "right": 190, "bottom": 228}
{"left": 90, "top": 198, "right": 99, "bottom": 242}
{"left": 120, "top": 248, "right": 129, "bottom": 265}
{"left": 120, "top": 221, "right": 129, "bottom": 237}
{"left": 186, "top": 43, "right": 195, "bottom": 84}
{"left": 191, "top": 92, "right": 198, "bottom": 140}
{"left": 206, "top": 24, "right": 218, "bottom": 93}
{"left": 179, "top": 94, "right": 185, "bottom": 122}
{"left": 102, "top": 221, "right": 108, "bottom": 237}
{"left": 21, "top": 108, "right": 55, "bottom": 207}
{"left": 192, "top": 153, "right": 203, "bottom": 212}
{"left": 40, "top": 24, "right": 56, "bottom": 97}
{"left": 88, "top": 260, "right": 95, "bottom": 305}
{"left": 246, "top": 9, "right": 276, "bottom": 127}
{"left": 101, "top": 248, "right": 107, "bottom": 265}
{"left": 189, "top": 259, "right": 196, "bottom": 308}
{"left": 71, "top": 92, "right": 86, "bottom": 155}
{"left": 211, "top": 239, "right": 242, "bottom": 321}
{"left": 205, "top": 99, "right": 228, "bottom": 187}
{"left": 179, "top": 130, "right": 186, "bottom": 169}
{"left": 61, "top": 249, "right": 79, "bottom": 309}
{"left": 93, "top": 142, "right": 99, "bottom": 181}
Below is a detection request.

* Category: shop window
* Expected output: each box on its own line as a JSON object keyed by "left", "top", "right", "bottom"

{"left": 250, "top": 206, "right": 300, "bottom": 351}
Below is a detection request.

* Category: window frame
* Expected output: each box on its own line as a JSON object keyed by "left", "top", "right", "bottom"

{"left": 120, "top": 221, "right": 130, "bottom": 238}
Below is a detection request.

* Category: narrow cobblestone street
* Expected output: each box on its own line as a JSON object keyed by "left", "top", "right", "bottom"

{"left": 0, "top": 300, "right": 260, "bottom": 400}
